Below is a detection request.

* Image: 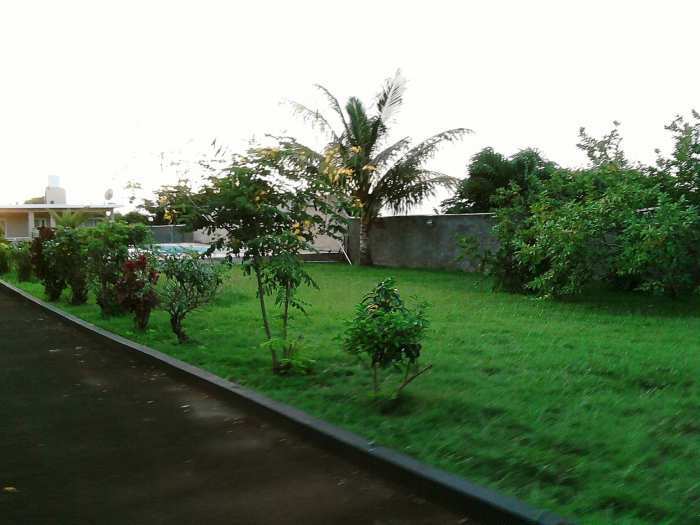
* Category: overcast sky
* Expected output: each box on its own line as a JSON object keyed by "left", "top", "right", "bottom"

{"left": 1, "top": 0, "right": 698, "bottom": 213}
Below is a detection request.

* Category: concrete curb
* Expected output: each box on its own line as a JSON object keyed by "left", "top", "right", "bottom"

{"left": 1, "top": 279, "right": 575, "bottom": 525}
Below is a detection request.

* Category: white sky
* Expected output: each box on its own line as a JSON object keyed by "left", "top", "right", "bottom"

{"left": 1, "top": 0, "right": 698, "bottom": 213}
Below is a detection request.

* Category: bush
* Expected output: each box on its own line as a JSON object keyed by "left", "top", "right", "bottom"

{"left": 343, "top": 278, "right": 431, "bottom": 398}
{"left": 86, "top": 222, "right": 150, "bottom": 316}
{"left": 0, "top": 244, "right": 11, "bottom": 274}
{"left": 30, "top": 227, "right": 65, "bottom": 301}
{"left": 116, "top": 254, "right": 159, "bottom": 330}
{"left": 11, "top": 242, "right": 32, "bottom": 281}
{"left": 490, "top": 167, "right": 700, "bottom": 298}
{"left": 47, "top": 227, "right": 90, "bottom": 304}
{"left": 159, "top": 254, "right": 221, "bottom": 343}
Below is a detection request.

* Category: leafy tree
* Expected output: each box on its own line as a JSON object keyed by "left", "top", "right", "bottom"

{"left": 115, "top": 211, "right": 150, "bottom": 224}
{"left": 653, "top": 111, "right": 700, "bottom": 205}
{"left": 189, "top": 151, "right": 344, "bottom": 370}
{"left": 441, "top": 148, "right": 556, "bottom": 213}
{"left": 140, "top": 179, "right": 193, "bottom": 225}
{"left": 577, "top": 121, "right": 629, "bottom": 169}
{"left": 259, "top": 233, "right": 318, "bottom": 340}
{"left": 343, "top": 278, "right": 431, "bottom": 398}
{"left": 159, "top": 254, "right": 222, "bottom": 343}
{"left": 288, "top": 71, "right": 470, "bottom": 264}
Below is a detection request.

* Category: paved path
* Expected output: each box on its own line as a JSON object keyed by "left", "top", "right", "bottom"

{"left": 0, "top": 291, "right": 472, "bottom": 524}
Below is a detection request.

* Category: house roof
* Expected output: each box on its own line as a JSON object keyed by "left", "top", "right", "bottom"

{"left": 0, "top": 203, "right": 120, "bottom": 211}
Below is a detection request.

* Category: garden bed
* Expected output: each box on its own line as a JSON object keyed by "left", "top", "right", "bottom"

{"left": 5, "top": 264, "right": 700, "bottom": 524}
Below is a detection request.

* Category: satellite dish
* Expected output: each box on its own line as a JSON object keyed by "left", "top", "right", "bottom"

{"left": 104, "top": 189, "right": 114, "bottom": 202}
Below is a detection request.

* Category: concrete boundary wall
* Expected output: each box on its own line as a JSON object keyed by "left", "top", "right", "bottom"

{"left": 347, "top": 214, "right": 498, "bottom": 270}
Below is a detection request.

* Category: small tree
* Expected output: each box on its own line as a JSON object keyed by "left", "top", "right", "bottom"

{"left": 189, "top": 149, "right": 345, "bottom": 371}
{"left": 115, "top": 254, "right": 159, "bottom": 330}
{"left": 260, "top": 235, "right": 318, "bottom": 340}
{"left": 343, "top": 278, "right": 431, "bottom": 398}
{"left": 159, "top": 254, "right": 222, "bottom": 343}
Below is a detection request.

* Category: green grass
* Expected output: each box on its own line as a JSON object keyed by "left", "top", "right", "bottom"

{"left": 5, "top": 264, "right": 700, "bottom": 524}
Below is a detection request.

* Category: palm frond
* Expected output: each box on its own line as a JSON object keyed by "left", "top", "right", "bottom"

{"left": 50, "top": 210, "right": 87, "bottom": 228}
{"left": 345, "top": 97, "right": 373, "bottom": 147}
{"left": 286, "top": 100, "right": 338, "bottom": 140}
{"left": 377, "top": 69, "right": 407, "bottom": 126}
{"left": 370, "top": 167, "right": 458, "bottom": 216}
{"left": 314, "top": 84, "right": 352, "bottom": 138}
{"left": 253, "top": 135, "right": 324, "bottom": 179}
{"left": 399, "top": 128, "right": 472, "bottom": 167}
{"left": 371, "top": 137, "right": 411, "bottom": 168}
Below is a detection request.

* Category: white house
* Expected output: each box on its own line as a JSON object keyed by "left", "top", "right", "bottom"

{"left": 0, "top": 177, "right": 118, "bottom": 240}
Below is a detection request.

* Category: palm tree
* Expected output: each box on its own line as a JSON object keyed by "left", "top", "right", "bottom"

{"left": 50, "top": 210, "right": 87, "bottom": 229}
{"left": 288, "top": 71, "right": 470, "bottom": 265}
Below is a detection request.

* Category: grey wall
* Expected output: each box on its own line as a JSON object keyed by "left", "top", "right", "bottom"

{"left": 347, "top": 214, "right": 497, "bottom": 270}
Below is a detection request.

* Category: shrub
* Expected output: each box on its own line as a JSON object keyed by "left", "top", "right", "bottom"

{"left": 343, "top": 278, "right": 431, "bottom": 398}
{"left": 260, "top": 337, "right": 315, "bottom": 376}
{"left": 115, "top": 254, "right": 159, "bottom": 330}
{"left": 30, "top": 227, "right": 65, "bottom": 301}
{"left": 47, "top": 227, "right": 90, "bottom": 304}
{"left": 11, "top": 242, "right": 32, "bottom": 281}
{"left": 159, "top": 254, "right": 221, "bottom": 343}
{"left": 455, "top": 234, "right": 492, "bottom": 273}
{"left": 86, "top": 222, "right": 150, "bottom": 316}
{"left": 491, "top": 167, "right": 700, "bottom": 298}
{"left": 617, "top": 195, "right": 700, "bottom": 297}
{"left": 0, "top": 244, "right": 11, "bottom": 274}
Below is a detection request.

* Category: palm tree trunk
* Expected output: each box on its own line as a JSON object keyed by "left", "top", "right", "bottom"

{"left": 359, "top": 214, "right": 372, "bottom": 266}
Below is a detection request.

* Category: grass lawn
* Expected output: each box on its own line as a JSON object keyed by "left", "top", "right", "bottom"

{"left": 5, "top": 263, "right": 700, "bottom": 525}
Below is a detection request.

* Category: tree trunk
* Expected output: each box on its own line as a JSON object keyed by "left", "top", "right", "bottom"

{"left": 253, "top": 259, "right": 272, "bottom": 341}
{"left": 359, "top": 214, "right": 372, "bottom": 266}
{"left": 170, "top": 315, "right": 188, "bottom": 343}
{"left": 282, "top": 281, "right": 290, "bottom": 340}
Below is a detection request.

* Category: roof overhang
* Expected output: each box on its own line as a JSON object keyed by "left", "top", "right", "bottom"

{"left": 0, "top": 203, "right": 120, "bottom": 212}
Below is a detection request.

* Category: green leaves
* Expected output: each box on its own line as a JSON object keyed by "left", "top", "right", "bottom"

{"left": 343, "top": 278, "right": 430, "bottom": 397}
{"left": 491, "top": 166, "right": 700, "bottom": 298}
{"left": 159, "top": 254, "right": 222, "bottom": 343}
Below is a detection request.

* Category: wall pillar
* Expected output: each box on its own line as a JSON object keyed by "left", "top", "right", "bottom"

{"left": 27, "top": 211, "right": 34, "bottom": 237}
